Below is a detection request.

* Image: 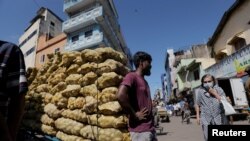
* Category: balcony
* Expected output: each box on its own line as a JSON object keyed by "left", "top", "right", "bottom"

{"left": 64, "top": 33, "right": 103, "bottom": 51}
{"left": 64, "top": 0, "right": 94, "bottom": 13}
{"left": 63, "top": 6, "right": 103, "bottom": 33}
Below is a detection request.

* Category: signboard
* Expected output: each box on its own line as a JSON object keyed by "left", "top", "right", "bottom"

{"left": 205, "top": 45, "right": 250, "bottom": 78}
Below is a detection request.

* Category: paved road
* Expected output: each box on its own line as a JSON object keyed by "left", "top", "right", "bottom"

{"left": 156, "top": 116, "right": 249, "bottom": 141}
{"left": 156, "top": 116, "right": 203, "bottom": 141}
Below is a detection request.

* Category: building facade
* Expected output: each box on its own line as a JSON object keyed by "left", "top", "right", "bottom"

{"left": 19, "top": 7, "right": 63, "bottom": 68}
{"left": 164, "top": 49, "right": 176, "bottom": 102}
{"left": 206, "top": 0, "right": 250, "bottom": 78}
{"left": 63, "top": 0, "right": 132, "bottom": 67}
{"left": 36, "top": 33, "right": 67, "bottom": 69}
{"left": 208, "top": 0, "right": 250, "bottom": 63}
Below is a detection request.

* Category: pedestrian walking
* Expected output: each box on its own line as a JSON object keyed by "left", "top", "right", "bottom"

{"left": 195, "top": 74, "right": 227, "bottom": 141}
{"left": 0, "top": 40, "right": 28, "bottom": 141}
{"left": 117, "top": 51, "right": 157, "bottom": 141}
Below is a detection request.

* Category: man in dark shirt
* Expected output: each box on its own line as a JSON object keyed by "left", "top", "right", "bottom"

{"left": 117, "top": 51, "right": 157, "bottom": 141}
{"left": 0, "top": 40, "right": 28, "bottom": 141}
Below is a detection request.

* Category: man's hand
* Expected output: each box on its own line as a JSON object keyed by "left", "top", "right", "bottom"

{"left": 135, "top": 107, "right": 148, "bottom": 120}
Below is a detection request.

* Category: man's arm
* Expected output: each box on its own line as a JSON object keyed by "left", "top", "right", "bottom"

{"left": 117, "top": 85, "right": 137, "bottom": 118}
{"left": 117, "top": 85, "right": 148, "bottom": 120}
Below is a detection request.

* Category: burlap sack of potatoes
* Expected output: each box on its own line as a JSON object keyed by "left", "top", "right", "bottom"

{"left": 26, "top": 67, "right": 38, "bottom": 84}
{"left": 36, "top": 74, "right": 50, "bottom": 84}
{"left": 77, "top": 62, "right": 97, "bottom": 75}
{"left": 78, "top": 72, "right": 98, "bottom": 87}
{"left": 59, "top": 51, "right": 78, "bottom": 67}
{"left": 98, "top": 101, "right": 122, "bottom": 115}
{"left": 87, "top": 114, "right": 128, "bottom": 128}
{"left": 81, "top": 49, "right": 103, "bottom": 63}
{"left": 35, "top": 84, "right": 52, "bottom": 93}
{"left": 98, "top": 128, "right": 125, "bottom": 141}
{"left": 47, "top": 64, "right": 58, "bottom": 73}
{"left": 42, "top": 92, "right": 53, "bottom": 104}
{"left": 50, "top": 82, "right": 67, "bottom": 95}
{"left": 55, "top": 117, "right": 84, "bottom": 136}
{"left": 51, "top": 92, "right": 68, "bottom": 109}
{"left": 29, "top": 92, "right": 43, "bottom": 102}
{"left": 95, "top": 87, "right": 118, "bottom": 104}
{"left": 82, "top": 96, "right": 98, "bottom": 114}
{"left": 80, "top": 84, "right": 99, "bottom": 97}
{"left": 44, "top": 103, "right": 62, "bottom": 119}
{"left": 66, "top": 64, "right": 80, "bottom": 74}
{"left": 61, "top": 85, "right": 81, "bottom": 97}
{"left": 65, "top": 74, "right": 83, "bottom": 85}
{"left": 48, "top": 73, "right": 67, "bottom": 86}
{"left": 61, "top": 109, "right": 87, "bottom": 123}
{"left": 67, "top": 97, "right": 86, "bottom": 110}
{"left": 95, "top": 47, "right": 128, "bottom": 65}
{"left": 51, "top": 52, "right": 62, "bottom": 65}
{"left": 40, "top": 114, "right": 55, "bottom": 127}
{"left": 41, "top": 124, "right": 57, "bottom": 136}
{"left": 79, "top": 125, "right": 99, "bottom": 140}
{"left": 95, "top": 72, "right": 123, "bottom": 89}
{"left": 49, "top": 67, "right": 67, "bottom": 80}
{"left": 96, "top": 59, "right": 130, "bottom": 76}
{"left": 80, "top": 125, "right": 126, "bottom": 141}
{"left": 73, "top": 52, "right": 84, "bottom": 65}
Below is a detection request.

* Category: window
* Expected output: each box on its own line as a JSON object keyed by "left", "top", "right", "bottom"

{"left": 40, "top": 54, "right": 45, "bottom": 63}
{"left": 19, "top": 30, "right": 37, "bottom": 47}
{"left": 194, "top": 69, "right": 199, "bottom": 80}
{"left": 234, "top": 38, "right": 246, "bottom": 51}
{"left": 46, "top": 33, "right": 54, "bottom": 40}
{"left": 25, "top": 47, "right": 35, "bottom": 56}
{"left": 55, "top": 48, "right": 60, "bottom": 53}
{"left": 85, "top": 30, "right": 93, "bottom": 38}
{"left": 50, "top": 21, "right": 55, "bottom": 26}
{"left": 72, "top": 35, "right": 79, "bottom": 42}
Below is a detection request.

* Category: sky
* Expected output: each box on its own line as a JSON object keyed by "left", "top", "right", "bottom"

{"left": 0, "top": 0, "right": 235, "bottom": 96}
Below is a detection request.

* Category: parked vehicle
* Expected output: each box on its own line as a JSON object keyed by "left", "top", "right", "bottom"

{"left": 217, "top": 78, "right": 249, "bottom": 111}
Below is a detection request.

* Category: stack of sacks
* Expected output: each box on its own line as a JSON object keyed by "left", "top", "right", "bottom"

{"left": 22, "top": 47, "right": 132, "bottom": 141}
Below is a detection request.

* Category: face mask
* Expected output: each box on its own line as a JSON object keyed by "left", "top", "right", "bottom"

{"left": 203, "top": 82, "right": 213, "bottom": 90}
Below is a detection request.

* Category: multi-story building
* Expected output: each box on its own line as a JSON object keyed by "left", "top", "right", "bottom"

{"left": 19, "top": 7, "right": 63, "bottom": 68}
{"left": 163, "top": 49, "right": 176, "bottom": 102}
{"left": 165, "top": 45, "right": 215, "bottom": 103}
{"left": 63, "top": 0, "right": 132, "bottom": 67}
